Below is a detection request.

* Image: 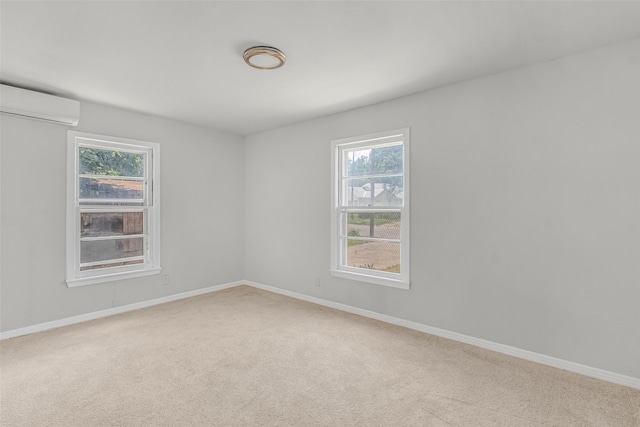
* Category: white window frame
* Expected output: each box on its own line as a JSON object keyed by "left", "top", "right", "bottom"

{"left": 330, "top": 128, "right": 410, "bottom": 289}
{"left": 66, "top": 131, "right": 161, "bottom": 287}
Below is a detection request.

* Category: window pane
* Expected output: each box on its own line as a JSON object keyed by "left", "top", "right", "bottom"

{"left": 345, "top": 240, "right": 400, "bottom": 273}
{"left": 80, "top": 259, "right": 144, "bottom": 271}
{"left": 344, "top": 144, "right": 402, "bottom": 177}
{"left": 371, "top": 144, "right": 403, "bottom": 175}
{"left": 345, "top": 212, "right": 401, "bottom": 239}
{"left": 81, "top": 212, "right": 144, "bottom": 237}
{"left": 79, "top": 177, "right": 143, "bottom": 200}
{"left": 343, "top": 177, "right": 403, "bottom": 206}
{"left": 80, "top": 237, "right": 144, "bottom": 263}
{"left": 345, "top": 148, "right": 372, "bottom": 177}
{"left": 79, "top": 147, "right": 144, "bottom": 177}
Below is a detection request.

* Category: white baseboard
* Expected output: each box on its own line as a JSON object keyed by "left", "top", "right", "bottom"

{"left": 244, "top": 280, "right": 640, "bottom": 391}
{"left": 2, "top": 279, "right": 638, "bottom": 390}
{"left": 0, "top": 280, "right": 244, "bottom": 340}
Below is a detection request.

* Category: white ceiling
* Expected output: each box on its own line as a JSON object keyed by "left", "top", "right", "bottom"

{"left": 2, "top": 1, "right": 639, "bottom": 136}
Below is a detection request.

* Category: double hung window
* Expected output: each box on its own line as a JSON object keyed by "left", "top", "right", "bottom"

{"left": 66, "top": 131, "right": 160, "bottom": 286}
{"left": 331, "top": 128, "right": 410, "bottom": 288}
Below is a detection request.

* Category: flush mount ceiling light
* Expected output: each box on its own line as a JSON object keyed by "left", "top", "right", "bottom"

{"left": 243, "top": 46, "right": 286, "bottom": 70}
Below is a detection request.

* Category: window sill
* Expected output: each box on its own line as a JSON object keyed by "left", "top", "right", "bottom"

{"left": 331, "top": 269, "right": 410, "bottom": 290}
{"left": 66, "top": 267, "right": 161, "bottom": 288}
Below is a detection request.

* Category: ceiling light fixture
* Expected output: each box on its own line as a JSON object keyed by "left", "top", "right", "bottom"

{"left": 243, "top": 46, "right": 286, "bottom": 70}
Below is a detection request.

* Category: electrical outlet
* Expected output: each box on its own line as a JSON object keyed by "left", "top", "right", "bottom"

{"left": 315, "top": 277, "right": 321, "bottom": 287}
{"left": 162, "top": 274, "right": 170, "bottom": 285}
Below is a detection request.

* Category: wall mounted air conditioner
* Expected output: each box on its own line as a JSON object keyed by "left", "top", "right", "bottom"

{"left": 0, "top": 84, "right": 80, "bottom": 126}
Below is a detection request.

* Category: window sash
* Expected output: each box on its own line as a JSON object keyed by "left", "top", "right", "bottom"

{"left": 76, "top": 206, "right": 149, "bottom": 272}
{"left": 80, "top": 234, "right": 146, "bottom": 243}
{"left": 80, "top": 256, "right": 146, "bottom": 269}
{"left": 337, "top": 207, "right": 404, "bottom": 273}
{"left": 338, "top": 143, "right": 404, "bottom": 208}
{"left": 340, "top": 172, "right": 403, "bottom": 180}
{"left": 77, "top": 141, "right": 153, "bottom": 205}
{"left": 79, "top": 174, "right": 144, "bottom": 180}
{"left": 338, "top": 208, "right": 402, "bottom": 241}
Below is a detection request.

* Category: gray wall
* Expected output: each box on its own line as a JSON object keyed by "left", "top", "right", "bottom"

{"left": 244, "top": 39, "right": 640, "bottom": 378}
{"left": 1, "top": 102, "right": 245, "bottom": 331}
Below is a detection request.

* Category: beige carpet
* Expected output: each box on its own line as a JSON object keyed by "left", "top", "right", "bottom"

{"left": 1, "top": 285, "right": 638, "bottom": 426}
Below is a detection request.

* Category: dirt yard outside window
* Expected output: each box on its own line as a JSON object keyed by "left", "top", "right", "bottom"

{"left": 346, "top": 222, "right": 401, "bottom": 272}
